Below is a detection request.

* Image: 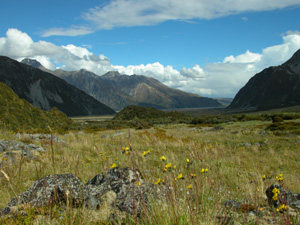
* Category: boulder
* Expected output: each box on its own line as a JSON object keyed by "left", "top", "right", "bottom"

{"left": 1, "top": 167, "right": 168, "bottom": 222}
{"left": 6, "top": 173, "right": 86, "bottom": 208}
{"left": 87, "top": 167, "right": 168, "bottom": 215}
{"left": 265, "top": 183, "right": 300, "bottom": 208}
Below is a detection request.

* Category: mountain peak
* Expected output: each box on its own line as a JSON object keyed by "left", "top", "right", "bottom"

{"left": 21, "top": 58, "right": 43, "bottom": 68}
{"left": 283, "top": 49, "right": 300, "bottom": 74}
{"left": 228, "top": 48, "right": 300, "bottom": 110}
{"left": 102, "top": 71, "right": 121, "bottom": 78}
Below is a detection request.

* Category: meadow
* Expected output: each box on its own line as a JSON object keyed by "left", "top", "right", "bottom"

{"left": 0, "top": 113, "right": 300, "bottom": 224}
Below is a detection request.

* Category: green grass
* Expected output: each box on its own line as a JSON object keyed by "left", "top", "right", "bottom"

{"left": 1, "top": 118, "right": 300, "bottom": 224}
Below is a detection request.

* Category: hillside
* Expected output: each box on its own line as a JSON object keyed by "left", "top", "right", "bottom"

{"left": 0, "top": 82, "right": 74, "bottom": 132}
{"left": 22, "top": 59, "right": 221, "bottom": 111}
{"left": 100, "top": 72, "right": 222, "bottom": 110}
{"left": 0, "top": 56, "right": 115, "bottom": 116}
{"left": 229, "top": 49, "right": 300, "bottom": 110}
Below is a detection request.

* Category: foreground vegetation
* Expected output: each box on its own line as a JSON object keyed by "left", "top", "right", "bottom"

{"left": 0, "top": 82, "right": 74, "bottom": 133}
{"left": 1, "top": 113, "right": 300, "bottom": 224}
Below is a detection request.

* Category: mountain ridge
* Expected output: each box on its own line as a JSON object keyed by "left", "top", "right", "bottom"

{"left": 228, "top": 49, "right": 300, "bottom": 110}
{"left": 21, "top": 59, "right": 221, "bottom": 111}
{"left": 0, "top": 56, "right": 115, "bottom": 116}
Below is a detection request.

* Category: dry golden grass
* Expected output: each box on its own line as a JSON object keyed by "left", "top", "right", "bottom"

{"left": 0, "top": 120, "right": 300, "bottom": 224}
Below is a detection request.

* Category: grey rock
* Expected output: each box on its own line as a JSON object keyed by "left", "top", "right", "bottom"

{"left": 6, "top": 173, "right": 86, "bottom": 208}
{"left": 265, "top": 183, "right": 300, "bottom": 208}
{"left": 1, "top": 167, "right": 169, "bottom": 221}
{"left": 87, "top": 167, "right": 168, "bottom": 215}
{"left": 85, "top": 184, "right": 111, "bottom": 209}
{"left": 291, "top": 200, "right": 300, "bottom": 210}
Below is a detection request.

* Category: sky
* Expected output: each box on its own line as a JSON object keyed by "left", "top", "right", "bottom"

{"left": 1, "top": 0, "right": 300, "bottom": 98}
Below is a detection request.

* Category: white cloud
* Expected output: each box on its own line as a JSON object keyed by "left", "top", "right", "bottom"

{"left": 1, "top": 28, "right": 300, "bottom": 98}
{"left": 0, "top": 29, "right": 114, "bottom": 74}
{"left": 223, "top": 50, "right": 261, "bottom": 63}
{"left": 41, "top": 26, "right": 94, "bottom": 37}
{"left": 42, "top": 0, "right": 300, "bottom": 36}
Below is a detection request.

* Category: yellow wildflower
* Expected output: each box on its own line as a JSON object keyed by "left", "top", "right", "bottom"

{"left": 160, "top": 156, "right": 167, "bottom": 161}
{"left": 200, "top": 168, "right": 208, "bottom": 173}
{"left": 276, "top": 174, "right": 283, "bottom": 182}
{"left": 187, "top": 184, "right": 192, "bottom": 189}
{"left": 186, "top": 159, "right": 190, "bottom": 163}
{"left": 191, "top": 173, "right": 196, "bottom": 178}
{"left": 141, "top": 150, "right": 150, "bottom": 157}
{"left": 262, "top": 175, "right": 266, "bottom": 180}
{"left": 272, "top": 188, "right": 280, "bottom": 201}
{"left": 136, "top": 181, "right": 141, "bottom": 186}
{"left": 165, "top": 162, "right": 172, "bottom": 169}
{"left": 277, "top": 204, "right": 287, "bottom": 212}
{"left": 154, "top": 178, "right": 161, "bottom": 185}
{"left": 110, "top": 163, "right": 117, "bottom": 169}
{"left": 175, "top": 173, "right": 183, "bottom": 180}
{"left": 173, "top": 165, "right": 176, "bottom": 169}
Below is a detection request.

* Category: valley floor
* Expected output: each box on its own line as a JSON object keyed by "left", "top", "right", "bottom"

{"left": 0, "top": 119, "right": 300, "bottom": 224}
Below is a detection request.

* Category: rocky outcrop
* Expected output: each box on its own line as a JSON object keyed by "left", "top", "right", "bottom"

{"left": 0, "top": 167, "right": 168, "bottom": 222}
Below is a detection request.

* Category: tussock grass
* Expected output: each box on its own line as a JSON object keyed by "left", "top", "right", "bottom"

{"left": 0, "top": 119, "right": 300, "bottom": 224}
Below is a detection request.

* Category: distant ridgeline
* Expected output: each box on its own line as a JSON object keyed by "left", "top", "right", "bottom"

{"left": 0, "top": 82, "right": 74, "bottom": 132}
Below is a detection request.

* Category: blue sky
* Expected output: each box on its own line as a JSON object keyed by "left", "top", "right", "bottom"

{"left": 1, "top": 0, "right": 300, "bottom": 98}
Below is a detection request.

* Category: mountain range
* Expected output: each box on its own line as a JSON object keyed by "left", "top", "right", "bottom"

{"left": 229, "top": 49, "right": 300, "bottom": 110}
{"left": 0, "top": 56, "right": 115, "bottom": 116}
{"left": 22, "top": 58, "right": 222, "bottom": 111}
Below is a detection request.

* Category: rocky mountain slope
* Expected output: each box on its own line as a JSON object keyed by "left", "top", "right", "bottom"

{"left": 0, "top": 56, "right": 115, "bottom": 116}
{"left": 22, "top": 59, "right": 221, "bottom": 111}
{"left": 228, "top": 49, "right": 300, "bottom": 110}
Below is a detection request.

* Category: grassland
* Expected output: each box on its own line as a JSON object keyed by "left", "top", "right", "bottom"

{"left": 1, "top": 112, "right": 300, "bottom": 224}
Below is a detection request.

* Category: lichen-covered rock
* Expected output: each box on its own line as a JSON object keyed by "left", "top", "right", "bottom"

{"left": 87, "top": 167, "right": 168, "bottom": 215}
{"left": 6, "top": 173, "right": 86, "bottom": 208}
{"left": 1, "top": 167, "right": 169, "bottom": 222}
{"left": 265, "top": 183, "right": 300, "bottom": 208}
{"left": 0, "top": 139, "right": 46, "bottom": 167}
{"left": 85, "top": 183, "right": 111, "bottom": 209}
{"left": 87, "top": 167, "right": 143, "bottom": 191}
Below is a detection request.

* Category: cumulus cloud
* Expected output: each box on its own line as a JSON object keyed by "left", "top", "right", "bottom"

{"left": 0, "top": 28, "right": 114, "bottom": 73}
{"left": 1, "top": 28, "right": 300, "bottom": 98}
{"left": 42, "top": 0, "right": 300, "bottom": 36}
